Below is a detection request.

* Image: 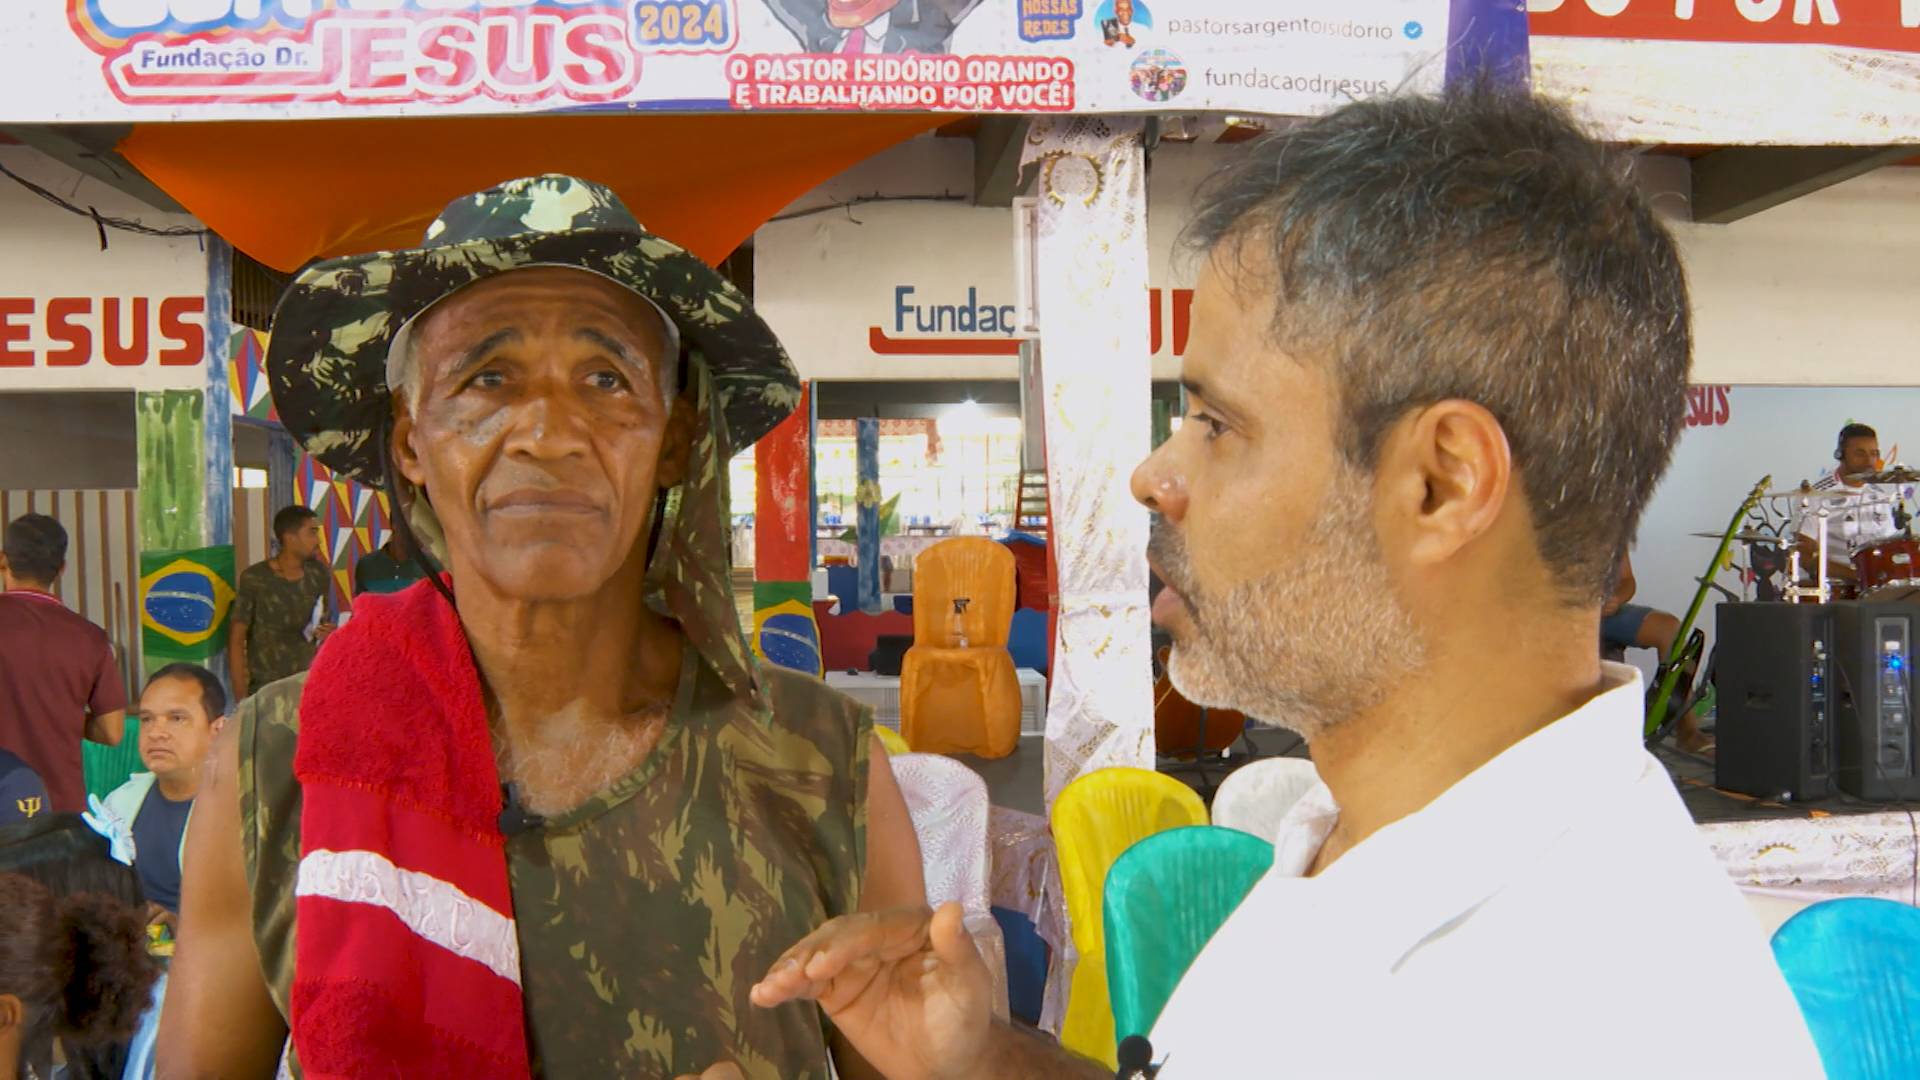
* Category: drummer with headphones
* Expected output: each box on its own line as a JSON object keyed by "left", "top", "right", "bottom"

{"left": 1793, "top": 422, "right": 1907, "bottom": 585}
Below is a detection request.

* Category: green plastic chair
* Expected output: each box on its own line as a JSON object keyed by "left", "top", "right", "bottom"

{"left": 1053, "top": 766, "right": 1209, "bottom": 1067}
{"left": 1103, "top": 825, "right": 1274, "bottom": 1047}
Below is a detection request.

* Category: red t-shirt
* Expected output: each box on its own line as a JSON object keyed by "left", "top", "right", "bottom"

{"left": 0, "top": 590, "right": 128, "bottom": 811}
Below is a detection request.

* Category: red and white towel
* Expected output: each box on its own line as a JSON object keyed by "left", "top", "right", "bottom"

{"left": 291, "top": 579, "right": 529, "bottom": 1078}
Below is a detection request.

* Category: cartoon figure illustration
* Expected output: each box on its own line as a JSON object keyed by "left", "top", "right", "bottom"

{"left": 1099, "top": 0, "right": 1153, "bottom": 48}
{"left": 762, "top": 0, "right": 985, "bottom": 54}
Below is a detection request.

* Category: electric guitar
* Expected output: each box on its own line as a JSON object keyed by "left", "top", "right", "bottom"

{"left": 1643, "top": 474, "right": 1771, "bottom": 744}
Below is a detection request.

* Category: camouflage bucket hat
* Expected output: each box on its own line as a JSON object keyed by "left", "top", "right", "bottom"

{"left": 265, "top": 174, "right": 801, "bottom": 485}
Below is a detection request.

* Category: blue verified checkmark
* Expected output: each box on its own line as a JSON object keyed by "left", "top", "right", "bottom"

{"left": 1404, "top": 21, "right": 1424, "bottom": 39}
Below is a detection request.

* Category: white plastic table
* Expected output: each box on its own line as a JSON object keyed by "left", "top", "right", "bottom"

{"left": 825, "top": 668, "right": 1048, "bottom": 736}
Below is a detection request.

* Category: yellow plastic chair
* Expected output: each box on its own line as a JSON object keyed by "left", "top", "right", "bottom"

{"left": 1051, "top": 766, "right": 1208, "bottom": 1067}
{"left": 872, "top": 724, "right": 910, "bottom": 757}
{"left": 900, "top": 538, "right": 1021, "bottom": 758}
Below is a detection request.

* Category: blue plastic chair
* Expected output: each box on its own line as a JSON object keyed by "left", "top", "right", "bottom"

{"left": 1103, "top": 825, "right": 1273, "bottom": 1047}
{"left": 1772, "top": 897, "right": 1920, "bottom": 1080}
{"left": 1007, "top": 608, "right": 1049, "bottom": 675}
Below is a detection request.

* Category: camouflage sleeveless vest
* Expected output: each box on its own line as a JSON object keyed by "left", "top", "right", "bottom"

{"left": 237, "top": 645, "right": 872, "bottom": 1078}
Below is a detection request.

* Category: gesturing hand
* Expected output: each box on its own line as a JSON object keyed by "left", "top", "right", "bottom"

{"left": 750, "top": 902, "right": 993, "bottom": 1080}
{"left": 146, "top": 903, "right": 177, "bottom": 934}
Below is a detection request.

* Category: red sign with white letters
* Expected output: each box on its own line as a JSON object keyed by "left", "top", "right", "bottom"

{"left": 1530, "top": 0, "right": 1920, "bottom": 55}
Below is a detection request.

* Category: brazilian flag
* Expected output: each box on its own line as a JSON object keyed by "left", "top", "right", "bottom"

{"left": 752, "top": 579, "right": 822, "bottom": 678}
{"left": 139, "top": 545, "right": 237, "bottom": 662}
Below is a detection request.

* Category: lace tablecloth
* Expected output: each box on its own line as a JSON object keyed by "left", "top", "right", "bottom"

{"left": 890, "top": 754, "right": 1010, "bottom": 1020}
{"left": 988, "top": 806, "right": 1072, "bottom": 1034}
{"left": 827, "top": 670, "right": 1050, "bottom": 737}
{"left": 1700, "top": 809, "right": 1920, "bottom": 905}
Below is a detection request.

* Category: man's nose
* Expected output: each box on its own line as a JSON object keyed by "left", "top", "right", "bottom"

{"left": 503, "top": 385, "right": 591, "bottom": 460}
{"left": 1130, "top": 445, "right": 1188, "bottom": 523}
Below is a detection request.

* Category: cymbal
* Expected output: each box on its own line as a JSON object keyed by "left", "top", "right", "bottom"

{"left": 1690, "top": 531, "right": 1790, "bottom": 543}
{"left": 1848, "top": 466, "right": 1920, "bottom": 485}
{"left": 1763, "top": 487, "right": 1899, "bottom": 503}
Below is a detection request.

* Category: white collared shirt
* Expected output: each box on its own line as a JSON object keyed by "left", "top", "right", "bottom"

{"left": 1149, "top": 665, "right": 1824, "bottom": 1078}
{"left": 1794, "top": 469, "right": 1902, "bottom": 556}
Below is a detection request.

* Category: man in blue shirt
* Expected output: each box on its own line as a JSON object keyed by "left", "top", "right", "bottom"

{"left": 102, "top": 663, "right": 227, "bottom": 922}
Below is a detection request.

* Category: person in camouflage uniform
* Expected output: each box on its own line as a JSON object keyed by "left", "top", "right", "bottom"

{"left": 229, "top": 505, "right": 333, "bottom": 699}
{"left": 160, "top": 176, "right": 925, "bottom": 1079}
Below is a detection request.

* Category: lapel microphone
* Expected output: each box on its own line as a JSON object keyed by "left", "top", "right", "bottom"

{"left": 1116, "top": 1035, "right": 1161, "bottom": 1078}
{"left": 498, "top": 783, "right": 547, "bottom": 836}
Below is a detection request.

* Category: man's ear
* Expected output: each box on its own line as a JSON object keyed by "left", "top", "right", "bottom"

{"left": 654, "top": 394, "right": 697, "bottom": 490}
{"left": 0, "top": 992, "right": 21, "bottom": 1034}
{"left": 1385, "top": 398, "right": 1513, "bottom": 570}
{"left": 391, "top": 396, "right": 427, "bottom": 489}
{"left": 211, "top": 715, "right": 228, "bottom": 735}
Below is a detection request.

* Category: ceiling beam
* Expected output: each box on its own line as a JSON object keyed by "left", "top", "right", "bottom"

{"left": 1690, "top": 145, "right": 1912, "bottom": 224}
{"left": 972, "top": 116, "right": 1030, "bottom": 208}
{"left": 0, "top": 124, "right": 188, "bottom": 214}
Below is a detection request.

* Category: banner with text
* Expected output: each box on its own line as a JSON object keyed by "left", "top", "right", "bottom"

{"left": 1530, "top": 0, "right": 1920, "bottom": 142}
{"left": 7, "top": 1, "right": 1446, "bottom": 121}
{"left": 0, "top": 148, "right": 210, "bottom": 393}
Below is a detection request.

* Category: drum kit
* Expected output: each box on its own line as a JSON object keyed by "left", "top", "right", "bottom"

{"left": 1685, "top": 466, "right": 1920, "bottom": 605}
{"left": 1646, "top": 468, "right": 1919, "bottom": 744}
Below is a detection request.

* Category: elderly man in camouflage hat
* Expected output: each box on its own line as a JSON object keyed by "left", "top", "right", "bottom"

{"left": 160, "top": 176, "right": 924, "bottom": 1080}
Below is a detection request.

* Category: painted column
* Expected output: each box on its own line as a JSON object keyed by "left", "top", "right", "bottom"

{"left": 1020, "top": 117, "right": 1155, "bottom": 1039}
{"left": 808, "top": 387, "right": 819, "bottom": 572}
{"left": 137, "top": 391, "right": 207, "bottom": 556}
{"left": 202, "top": 239, "right": 235, "bottom": 690}
{"left": 751, "top": 382, "right": 822, "bottom": 676}
{"left": 1022, "top": 119, "right": 1155, "bottom": 809}
{"left": 204, "top": 239, "right": 234, "bottom": 550}
{"left": 854, "top": 416, "right": 882, "bottom": 613}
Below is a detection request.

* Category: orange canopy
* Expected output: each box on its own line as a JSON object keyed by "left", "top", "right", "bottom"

{"left": 120, "top": 112, "right": 943, "bottom": 270}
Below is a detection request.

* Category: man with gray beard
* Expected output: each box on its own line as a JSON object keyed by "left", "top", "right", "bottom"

{"left": 738, "top": 86, "right": 1825, "bottom": 1078}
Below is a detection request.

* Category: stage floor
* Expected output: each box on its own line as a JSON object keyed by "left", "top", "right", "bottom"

{"left": 1650, "top": 743, "right": 1920, "bottom": 913}
{"left": 1655, "top": 741, "right": 1920, "bottom": 824}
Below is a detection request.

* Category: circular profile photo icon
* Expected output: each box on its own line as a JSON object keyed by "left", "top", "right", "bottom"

{"left": 1130, "top": 49, "right": 1186, "bottom": 103}
{"left": 1099, "top": 0, "right": 1153, "bottom": 49}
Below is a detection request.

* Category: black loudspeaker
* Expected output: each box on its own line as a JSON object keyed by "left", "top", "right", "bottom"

{"left": 1831, "top": 601, "right": 1919, "bottom": 801}
{"left": 869, "top": 634, "right": 913, "bottom": 677}
{"left": 1714, "top": 603, "right": 1835, "bottom": 802}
